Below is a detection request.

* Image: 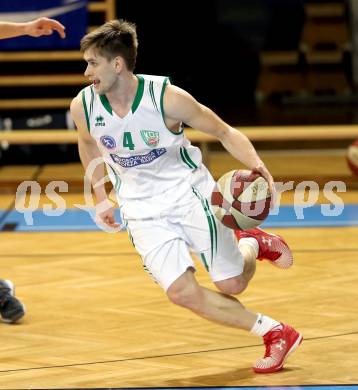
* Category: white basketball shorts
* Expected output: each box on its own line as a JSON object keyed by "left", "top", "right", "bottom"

{"left": 125, "top": 186, "right": 244, "bottom": 291}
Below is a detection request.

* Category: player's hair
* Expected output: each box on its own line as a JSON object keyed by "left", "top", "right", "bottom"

{"left": 80, "top": 19, "right": 138, "bottom": 71}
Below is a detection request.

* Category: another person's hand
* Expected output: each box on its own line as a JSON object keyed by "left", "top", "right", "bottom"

{"left": 24, "top": 17, "right": 66, "bottom": 38}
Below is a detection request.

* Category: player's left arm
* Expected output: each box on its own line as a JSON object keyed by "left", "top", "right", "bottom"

{"left": 163, "top": 84, "right": 274, "bottom": 192}
{"left": 0, "top": 18, "right": 66, "bottom": 40}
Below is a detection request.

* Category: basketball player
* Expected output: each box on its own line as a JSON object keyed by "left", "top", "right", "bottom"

{"left": 0, "top": 17, "right": 65, "bottom": 323}
{"left": 71, "top": 20, "right": 302, "bottom": 373}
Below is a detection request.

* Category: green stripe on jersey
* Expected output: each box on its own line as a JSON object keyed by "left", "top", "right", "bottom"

{"left": 149, "top": 80, "right": 159, "bottom": 112}
{"left": 160, "top": 77, "right": 184, "bottom": 136}
{"left": 160, "top": 77, "right": 169, "bottom": 119}
{"left": 192, "top": 187, "right": 217, "bottom": 265}
{"left": 200, "top": 253, "right": 209, "bottom": 271}
{"left": 90, "top": 85, "right": 95, "bottom": 116}
{"left": 108, "top": 165, "right": 121, "bottom": 192}
{"left": 81, "top": 90, "right": 90, "bottom": 133}
{"left": 180, "top": 147, "right": 194, "bottom": 169}
{"left": 99, "top": 94, "right": 112, "bottom": 115}
{"left": 132, "top": 75, "right": 145, "bottom": 113}
{"left": 180, "top": 147, "right": 197, "bottom": 169}
{"left": 182, "top": 147, "right": 198, "bottom": 169}
{"left": 204, "top": 197, "right": 217, "bottom": 256}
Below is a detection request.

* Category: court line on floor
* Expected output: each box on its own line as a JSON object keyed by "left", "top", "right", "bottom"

{"left": 1, "top": 248, "right": 358, "bottom": 258}
{"left": 0, "top": 386, "right": 355, "bottom": 390}
{"left": 0, "top": 330, "right": 357, "bottom": 374}
{"left": 0, "top": 252, "right": 138, "bottom": 257}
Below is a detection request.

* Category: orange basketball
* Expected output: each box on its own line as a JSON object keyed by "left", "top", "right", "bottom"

{"left": 211, "top": 169, "right": 271, "bottom": 230}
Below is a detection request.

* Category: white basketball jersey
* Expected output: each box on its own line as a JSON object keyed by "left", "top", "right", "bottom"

{"left": 81, "top": 74, "right": 215, "bottom": 219}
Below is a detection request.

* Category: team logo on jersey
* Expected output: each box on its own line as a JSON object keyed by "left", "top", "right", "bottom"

{"left": 140, "top": 130, "right": 160, "bottom": 147}
{"left": 100, "top": 135, "right": 116, "bottom": 150}
{"left": 95, "top": 115, "right": 105, "bottom": 127}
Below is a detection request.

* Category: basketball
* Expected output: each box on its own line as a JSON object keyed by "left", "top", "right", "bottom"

{"left": 347, "top": 139, "right": 358, "bottom": 177}
{"left": 211, "top": 169, "right": 272, "bottom": 230}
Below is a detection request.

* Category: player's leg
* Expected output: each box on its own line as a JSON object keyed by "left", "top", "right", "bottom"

{"left": 167, "top": 267, "right": 257, "bottom": 328}
{"left": 126, "top": 208, "right": 302, "bottom": 373}
{"left": 166, "top": 267, "right": 302, "bottom": 373}
{"left": 138, "top": 233, "right": 273, "bottom": 338}
{"left": 0, "top": 279, "right": 25, "bottom": 323}
{"left": 139, "top": 232, "right": 263, "bottom": 331}
{"left": 235, "top": 227, "right": 293, "bottom": 269}
{"left": 126, "top": 215, "right": 253, "bottom": 316}
{"left": 211, "top": 231, "right": 257, "bottom": 296}
{"left": 214, "top": 228, "right": 259, "bottom": 295}
{"left": 179, "top": 192, "right": 302, "bottom": 372}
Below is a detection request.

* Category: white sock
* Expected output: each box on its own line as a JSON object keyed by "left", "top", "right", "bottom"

{"left": 250, "top": 313, "right": 281, "bottom": 337}
{"left": 238, "top": 237, "right": 259, "bottom": 258}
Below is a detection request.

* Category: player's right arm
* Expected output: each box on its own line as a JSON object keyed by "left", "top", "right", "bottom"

{"left": 70, "top": 94, "right": 119, "bottom": 229}
{"left": 163, "top": 85, "right": 275, "bottom": 193}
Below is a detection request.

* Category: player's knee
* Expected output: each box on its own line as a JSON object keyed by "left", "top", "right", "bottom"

{"left": 166, "top": 283, "right": 203, "bottom": 310}
{"left": 215, "top": 277, "right": 248, "bottom": 295}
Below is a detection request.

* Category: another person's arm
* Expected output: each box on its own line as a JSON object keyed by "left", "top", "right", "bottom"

{"left": 0, "top": 17, "right": 65, "bottom": 39}
{"left": 163, "top": 84, "right": 274, "bottom": 192}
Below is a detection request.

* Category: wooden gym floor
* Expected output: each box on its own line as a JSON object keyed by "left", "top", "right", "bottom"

{"left": 0, "top": 152, "right": 357, "bottom": 389}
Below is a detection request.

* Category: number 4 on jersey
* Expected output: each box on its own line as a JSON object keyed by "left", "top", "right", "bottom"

{"left": 123, "top": 132, "right": 135, "bottom": 150}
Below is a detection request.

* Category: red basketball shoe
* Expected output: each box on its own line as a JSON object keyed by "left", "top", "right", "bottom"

{"left": 235, "top": 228, "right": 293, "bottom": 268}
{"left": 253, "top": 323, "right": 303, "bottom": 373}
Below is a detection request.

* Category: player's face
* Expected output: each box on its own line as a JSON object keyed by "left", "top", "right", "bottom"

{"left": 83, "top": 49, "right": 118, "bottom": 94}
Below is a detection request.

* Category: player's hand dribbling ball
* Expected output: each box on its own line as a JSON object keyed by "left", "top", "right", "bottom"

{"left": 347, "top": 139, "right": 358, "bottom": 177}
{"left": 211, "top": 169, "right": 272, "bottom": 230}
